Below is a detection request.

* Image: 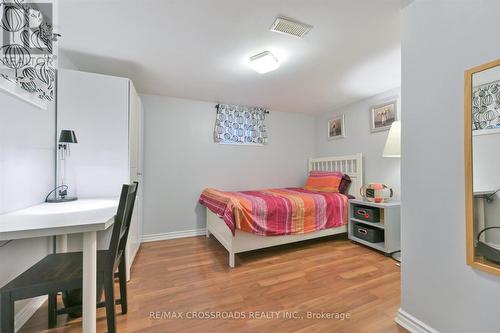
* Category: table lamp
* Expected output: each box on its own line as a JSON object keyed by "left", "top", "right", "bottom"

{"left": 383, "top": 121, "right": 401, "bottom": 157}
{"left": 45, "top": 130, "right": 78, "bottom": 203}
{"left": 383, "top": 121, "right": 401, "bottom": 263}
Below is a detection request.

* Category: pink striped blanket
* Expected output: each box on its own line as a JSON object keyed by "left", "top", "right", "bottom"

{"left": 199, "top": 187, "right": 348, "bottom": 236}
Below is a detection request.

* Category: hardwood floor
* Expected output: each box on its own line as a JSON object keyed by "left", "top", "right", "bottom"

{"left": 20, "top": 234, "right": 407, "bottom": 333}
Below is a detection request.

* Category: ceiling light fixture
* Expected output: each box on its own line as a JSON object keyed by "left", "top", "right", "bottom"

{"left": 249, "top": 51, "right": 279, "bottom": 74}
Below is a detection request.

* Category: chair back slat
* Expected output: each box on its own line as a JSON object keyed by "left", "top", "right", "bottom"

{"left": 117, "top": 182, "right": 138, "bottom": 257}
{"left": 107, "top": 182, "right": 138, "bottom": 272}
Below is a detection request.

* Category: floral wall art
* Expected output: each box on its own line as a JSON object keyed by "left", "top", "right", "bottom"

{"left": 0, "top": 0, "right": 59, "bottom": 108}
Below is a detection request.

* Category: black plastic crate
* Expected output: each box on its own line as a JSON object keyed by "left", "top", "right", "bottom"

{"left": 353, "top": 223, "right": 384, "bottom": 243}
{"left": 352, "top": 204, "right": 380, "bottom": 222}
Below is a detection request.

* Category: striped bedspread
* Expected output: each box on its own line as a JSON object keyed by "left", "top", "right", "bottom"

{"left": 199, "top": 188, "right": 348, "bottom": 236}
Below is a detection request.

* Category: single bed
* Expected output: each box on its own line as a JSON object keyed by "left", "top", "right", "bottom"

{"left": 201, "top": 154, "right": 363, "bottom": 267}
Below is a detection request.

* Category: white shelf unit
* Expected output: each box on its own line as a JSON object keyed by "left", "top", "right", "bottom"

{"left": 348, "top": 199, "right": 400, "bottom": 254}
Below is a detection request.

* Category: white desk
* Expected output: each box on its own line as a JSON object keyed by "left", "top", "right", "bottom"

{"left": 0, "top": 198, "right": 118, "bottom": 333}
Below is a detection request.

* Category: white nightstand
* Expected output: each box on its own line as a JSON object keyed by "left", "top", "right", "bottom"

{"left": 348, "top": 199, "right": 401, "bottom": 255}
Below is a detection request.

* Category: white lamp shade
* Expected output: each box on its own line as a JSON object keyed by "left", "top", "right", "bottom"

{"left": 383, "top": 121, "right": 401, "bottom": 157}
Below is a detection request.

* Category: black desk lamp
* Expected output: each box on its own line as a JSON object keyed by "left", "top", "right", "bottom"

{"left": 45, "top": 130, "right": 78, "bottom": 203}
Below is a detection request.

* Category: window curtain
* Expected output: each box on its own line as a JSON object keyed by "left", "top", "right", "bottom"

{"left": 214, "top": 103, "right": 268, "bottom": 145}
{"left": 0, "top": 0, "right": 58, "bottom": 102}
{"left": 472, "top": 79, "right": 500, "bottom": 130}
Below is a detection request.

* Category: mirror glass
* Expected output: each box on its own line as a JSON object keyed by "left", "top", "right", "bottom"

{"left": 471, "top": 63, "right": 500, "bottom": 269}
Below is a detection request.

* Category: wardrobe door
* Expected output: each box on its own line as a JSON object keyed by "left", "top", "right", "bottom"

{"left": 126, "top": 81, "right": 143, "bottom": 279}
{"left": 57, "top": 69, "right": 130, "bottom": 198}
{"left": 57, "top": 69, "right": 130, "bottom": 252}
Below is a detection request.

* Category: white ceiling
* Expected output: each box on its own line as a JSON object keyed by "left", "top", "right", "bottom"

{"left": 59, "top": 0, "right": 401, "bottom": 114}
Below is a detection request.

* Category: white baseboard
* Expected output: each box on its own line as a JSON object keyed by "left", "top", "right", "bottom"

{"left": 141, "top": 228, "right": 206, "bottom": 243}
{"left": 395, "top": 308, "right": 439, "bottom": 333}
{"left": 15, "top": 296, "right": 47, "bottom": 332}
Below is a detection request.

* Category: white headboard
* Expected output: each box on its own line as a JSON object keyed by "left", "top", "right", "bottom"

{"left": 308, "top": 153, "right": 363, "bottom": 198}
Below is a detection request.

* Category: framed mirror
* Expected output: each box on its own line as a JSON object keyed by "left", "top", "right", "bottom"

{"left": 465, "top": 58, "right": 500, "bottom": 275}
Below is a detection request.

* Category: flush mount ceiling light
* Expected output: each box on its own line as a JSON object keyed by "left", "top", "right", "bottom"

{"left": 249, "top": 51, "right": 279, "bottom": 74}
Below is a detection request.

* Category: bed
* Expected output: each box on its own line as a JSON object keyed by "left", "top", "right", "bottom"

{"left": 201, "top": 154, "right": 363, "bottom": 267}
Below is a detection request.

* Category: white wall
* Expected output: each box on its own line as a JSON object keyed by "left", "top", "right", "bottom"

{"left": 141, "top": 95, "right": 315, "bottom": 236}
{"left": 314, "top": 88, "right": 401, "bottom": 199}
{"left": 401, "top": 1, "right": 500, "bottom": 332}
{"left": 0, "top": 92, "right": 54, "bottom": 327}
{"left": 58, "top": 49, "right": 79, "bottom": 71}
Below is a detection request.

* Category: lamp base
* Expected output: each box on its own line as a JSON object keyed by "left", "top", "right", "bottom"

{"left": 46, "top": 197, "right": 78, "bottom": 203}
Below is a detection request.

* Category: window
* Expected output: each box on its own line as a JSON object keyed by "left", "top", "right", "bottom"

{"left": 214, "top": 104, "right": 268, "bottom": 145}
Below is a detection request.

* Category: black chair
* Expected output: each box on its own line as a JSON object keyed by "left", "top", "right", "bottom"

{"left": 0, "top": 182, "right": 138, "bottom": 333}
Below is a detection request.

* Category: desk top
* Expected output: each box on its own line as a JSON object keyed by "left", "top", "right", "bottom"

{"left": 0, "top": 198, "right": 119, "bottom": 241}
{"left": 474, "top": 190, "right": 497, "bottom": 196}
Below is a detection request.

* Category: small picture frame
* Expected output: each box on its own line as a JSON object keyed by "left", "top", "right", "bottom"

{"left": 370, "top": 100, "right": 398, "bottom": 132}
{"left": 328, "top": 114, "right": 345, "bottom": 140}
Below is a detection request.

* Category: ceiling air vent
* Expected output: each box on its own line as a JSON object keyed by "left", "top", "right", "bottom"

{"left": 269, "top": 16, "right": 313, "bottom": 38}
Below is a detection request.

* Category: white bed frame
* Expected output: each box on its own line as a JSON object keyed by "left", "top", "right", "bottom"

{"left": 206, "top": 153, "right": 363, "bottom": 267}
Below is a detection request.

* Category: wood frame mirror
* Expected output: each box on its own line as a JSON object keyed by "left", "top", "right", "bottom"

{"left": 465, "top": 58, "right": 500, "bottom": 276}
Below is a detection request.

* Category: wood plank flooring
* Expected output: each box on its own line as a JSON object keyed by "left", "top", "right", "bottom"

{"left": 20, "top": 234, "right": 407, "bottom": 333}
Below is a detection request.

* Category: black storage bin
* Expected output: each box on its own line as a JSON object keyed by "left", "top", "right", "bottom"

{"left": 353, "top": 223, "right": 384, "bottom": 243}
{"left": 353, "top": 204, "right": 380, "bottom": 222}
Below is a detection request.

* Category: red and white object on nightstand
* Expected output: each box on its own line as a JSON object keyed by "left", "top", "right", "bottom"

{"left": 360, "top": 183, "right": 393, "bottom": 203}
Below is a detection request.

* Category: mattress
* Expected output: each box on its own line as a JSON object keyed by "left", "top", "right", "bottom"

{"left": 199, "top": 187, "right": 348, "bottom": 236}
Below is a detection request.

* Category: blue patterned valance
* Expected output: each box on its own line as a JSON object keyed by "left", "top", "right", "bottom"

{"left": 214, "top": 104, "right": 268, "bottom": 145}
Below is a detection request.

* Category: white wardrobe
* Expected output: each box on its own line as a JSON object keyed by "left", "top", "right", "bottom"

{"left": 57, "top": 69, "right": 143, "bottom": 279}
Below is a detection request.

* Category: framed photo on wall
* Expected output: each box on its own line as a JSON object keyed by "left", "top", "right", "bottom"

{"left": 328, "top": 114, "right": 345, "bottom": 140}
{"left": 370, "top": 100, "right": 398, "bottom": 132}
